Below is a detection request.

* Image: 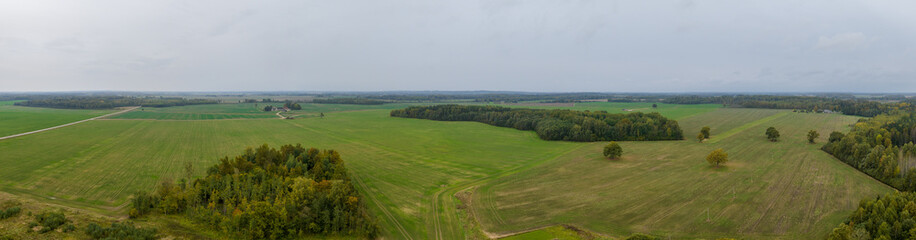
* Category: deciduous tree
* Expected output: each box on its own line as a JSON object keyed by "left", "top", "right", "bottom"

{"left": 706, "top": 148, "right": 728, "bottom": 167}
{"left": 766, "top": 127, "right": 780, "bottom": 142}
{"left": 604, "top": 142, "right": 622, "bottom": 159}
{"left": 807, "top": 130, "right": 820, "bottom": 143}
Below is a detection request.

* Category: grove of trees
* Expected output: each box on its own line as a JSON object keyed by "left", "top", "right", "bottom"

{"left": 604, "top": 142, "right": 622, "bottom": 159}
{"left": 829, "top": 191, "right": 916, "bottom": 240}
{"left": 128, "top": 144, "right": 378, "bottom": 239}
{"left": 822, "top": 113, "right": 916, "bottom": 191}
{"left": 284, "top": 102, "right": 302, "bottom": 110}
{"left": 390, "top": 105, "right": 684, "bottom": 142}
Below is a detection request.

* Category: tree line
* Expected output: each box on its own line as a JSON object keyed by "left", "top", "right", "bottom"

{"left": 312, "top": 98, "right": 386, "bottom": 105}
{"left": 128, "top": 144, "right": 378, "bottom": 239}
{"left": 662, "top": 95, "right": 915, "bottom": 117}
{"left": 390, "top": 105, "right": 683, "bottom": 141}
{"left": 821, "top": 113, "right": 916, "bottom": 191}
{"left": 14, "top": 96, "right": 218, "bottom": 109}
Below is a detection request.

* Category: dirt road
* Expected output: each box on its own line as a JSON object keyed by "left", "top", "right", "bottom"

{"left": 0, "top": 106, "right": 139, "bottom": 141}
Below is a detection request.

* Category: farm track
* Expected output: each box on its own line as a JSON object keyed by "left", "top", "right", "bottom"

{"left": 352, "top": 173, "right": 414, "bottom": 240}
{"left": 0, "top": 106, "right": 137, "bottom": 141}
{"left": 430, "top": 144, "right": 588, "bottom": 239}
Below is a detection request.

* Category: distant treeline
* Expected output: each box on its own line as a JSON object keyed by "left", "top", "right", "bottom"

{"left": 663, "top": 95, "right": 915, "bottom": 117}
{"left": 822, "top": 113, "right": 916, "bottom": 191}
{"left": 14, "top": 96, "right": 217, "bottom": 109}
{"left": 129, "top": 144, "right": 378, "bottom": 239}
{"left": 390, "top": 105, "right": 683, "bottom": 141}
{"left": 325, "top": 93, "right": 667, "bottom": 103}
{"left": 312, "top": 98, "right": 386, "bottom": 105}
{"left": 829, "top": 191, "right": 916, "bottom": 239}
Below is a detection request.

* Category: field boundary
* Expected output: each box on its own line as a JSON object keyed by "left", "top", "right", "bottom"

{"left": 0, "top": 106, "right": 138, "bottom": 141}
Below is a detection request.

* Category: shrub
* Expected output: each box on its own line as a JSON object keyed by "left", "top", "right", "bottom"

{"left": 85, "top": 222, "right": 158, "bottom": 240}
{"left": 32, "top": 211, "right": 68, "bottom": 233}
{"left": 0, "top": 206, "right": 21, "bottom": 219}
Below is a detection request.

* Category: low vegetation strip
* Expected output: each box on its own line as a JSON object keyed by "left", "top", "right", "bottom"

{"left": 706, "top": 111, "right": 790, "bottom": 143}
{"left": 391, "top": 104, "right": 683, "bottom": 141}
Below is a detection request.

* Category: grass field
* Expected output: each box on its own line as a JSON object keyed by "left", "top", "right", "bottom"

{"left": 474, "top": 109, "right": 893, "bottom": 239}
{"left": 0, "top": 100, "right": 114, "bottom": 137}
{"left": 0, "top": 105, "right": 580, "bottom": 239}
{"left": 0, "top": 102, "right": 894, "bottom": 239}
{"left": 107, "top": 102, "right": 427, "bottom": 120}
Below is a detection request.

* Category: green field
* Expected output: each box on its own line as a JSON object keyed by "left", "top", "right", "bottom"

{"left": 0, "top": 102, "right": 894, "bottom": 239}
{"left": 0, "top": 104, "right": 580, "bottom": 238}
{"left": 474, "top": 109, "right": 893, "bottom": 239}
{"left": 108, "top": 102, "right": 427, "bottom": 120}
{"left": 0, "top": 100, "right": 114, "bottom": 137}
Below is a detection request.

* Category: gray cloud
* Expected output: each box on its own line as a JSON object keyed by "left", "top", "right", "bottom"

{"left": 0, "top": 0, "right": 914, "bottom": 92}
{"left": 814, "top": 32, "right": 872, "bottom": 51}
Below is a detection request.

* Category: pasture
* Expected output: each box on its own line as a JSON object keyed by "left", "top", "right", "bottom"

{"left": 0, "top": 102, "right": 894, "bottom": 239}
{"left": 0, "top": 100, "right": 114, "bottom": 137}
{"left": 474, "top": 109, "right": 893, "bottom": 239}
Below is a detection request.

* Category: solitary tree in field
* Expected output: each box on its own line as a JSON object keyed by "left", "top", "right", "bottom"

{"left": 807, "top": 130, "right": 820, "bottom": 144}
{"left": 652, "top": 103, "right": 658, "bottom": 108}
{"left": 766, "top": 127, "right": 780, "bottom": 142}
{"left": 604, "top": 142, "right": 623, "bottom": 160}
{"left": 701, "top": 126, "right": 711, "bottom": 139}
{"left": 697, "top": 133, "right": 705, "bottom": 143}
{"left": 320, "top": 112, "right": 325, "bottom": 118}
{"left": 706, "top": 148, "right": 728, "bottom": 167}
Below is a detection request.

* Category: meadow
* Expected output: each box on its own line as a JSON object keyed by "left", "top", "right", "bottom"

{"left": 0, "top": 102, "right": 893, "bottom": 239}
{"left": 0, "top": 100, "right": 114, "bottom": 137}
{"left": 472, "top": 108, "right": 893, "bottom": 239}
{"left": 108, "top": 102, "right": 429, "bottom": 120}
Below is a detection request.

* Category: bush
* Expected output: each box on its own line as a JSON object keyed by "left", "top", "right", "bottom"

{"left": 626, "top": 233, "right": 660, "bottom": 240}
{"left": 62, "top": 224, "right": 76, "bottom": 233}
{"left": 0, "top": 206, "right": 21, "bottom": 219}
{"left": 32, "top": 211, "right": 68, "bottom": 233}
{"left": 85, "top": 222, "right": 158, "bottom": 240}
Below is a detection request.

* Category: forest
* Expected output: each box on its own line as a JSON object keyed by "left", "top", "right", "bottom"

{"left": 390, "top": 104, "right": 683, "bottom": 141}
{"left": 829, "top": 191, "right": 916, "bottom": 239}
{"left": 14, "top": 96, "right": 218, "bottom": 109}
{"left": 128, "top": 144, "right": 378, "bottom": 239}
{"left": 822, "top": 113, "right": 916, "bottom": 191}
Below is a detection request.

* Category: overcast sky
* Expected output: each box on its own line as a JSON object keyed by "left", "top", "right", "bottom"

{"left": 1, "top": 0, "right": 915, "bottom": 92}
